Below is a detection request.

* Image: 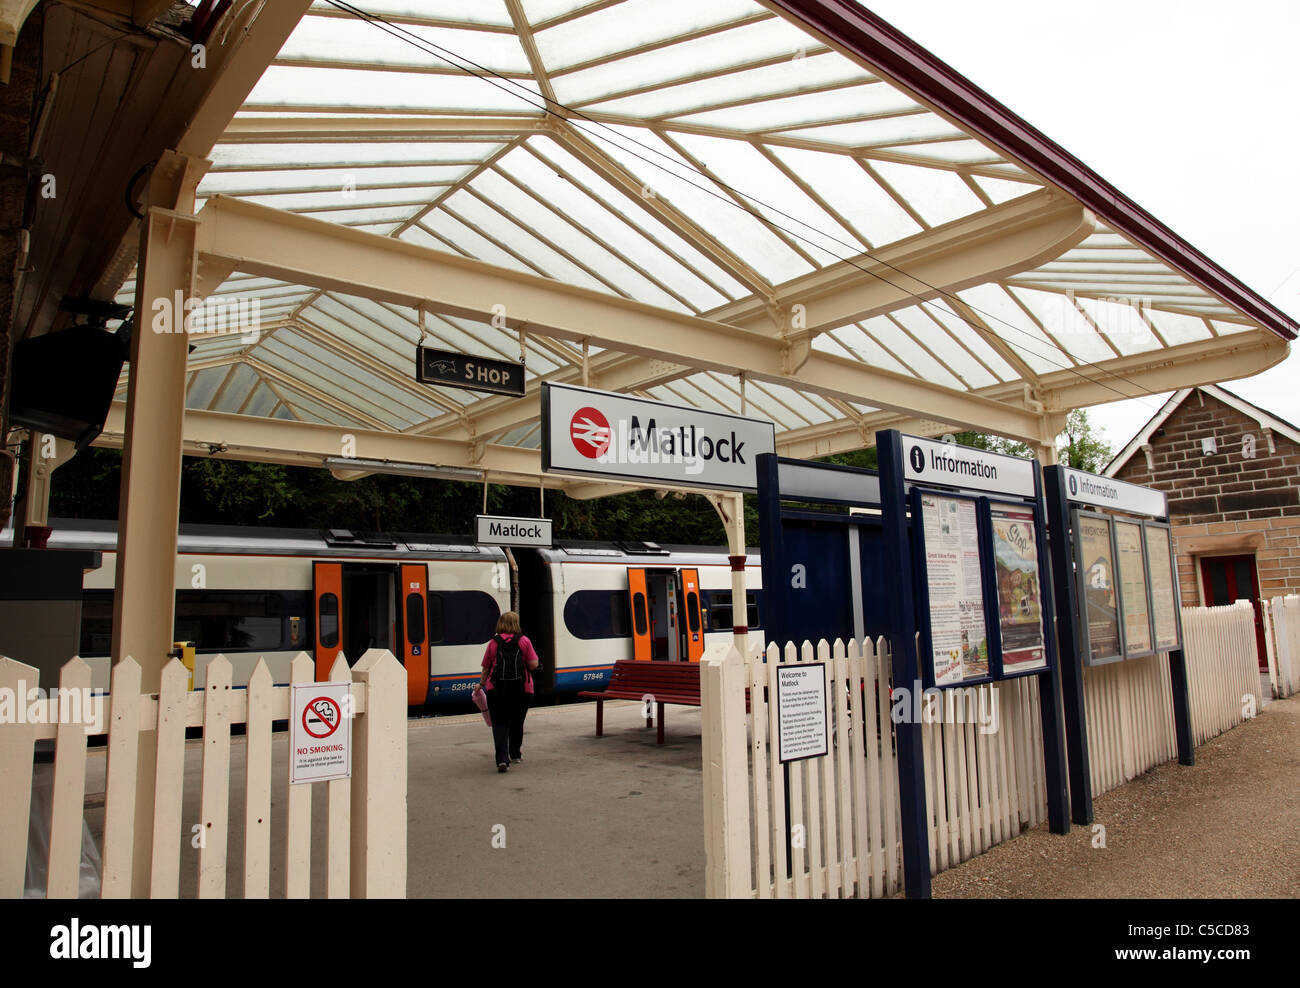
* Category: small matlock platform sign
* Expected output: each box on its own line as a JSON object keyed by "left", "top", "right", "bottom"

{"left": 416, "top": 345, "right": 525, "bottom": 396}
{"left": 476, "top": 514, "right": 553, "bottom": 547}
{"left": 290, "top": 682, "right": 353, "bottom": 785}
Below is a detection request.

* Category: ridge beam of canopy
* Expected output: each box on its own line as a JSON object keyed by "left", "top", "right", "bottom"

{"left": 94, "top": 402, "right": 724, "bottom": 498}
{"left": 193, "top": 195, "right": 1093, "bottom": 442}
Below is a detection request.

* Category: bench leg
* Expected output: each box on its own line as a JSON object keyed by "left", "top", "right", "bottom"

{"left": 658, "top": 702, "right": 665, "bottom": 745}
{"left": 645, "top": 701, "right": 653, "bottom": 730}
{"left": 595, "top": 699, "right": 603, "bottom": 738}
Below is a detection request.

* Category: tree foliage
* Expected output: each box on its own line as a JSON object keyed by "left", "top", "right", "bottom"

{"left": 48, "top": 447, "right": 733, "bottom": 545}
{"left": 1057, "top": 408, "right": 1114, "bottom": 472}
{"left": 45, "top": 409, "right": 1111, "bottom": 543}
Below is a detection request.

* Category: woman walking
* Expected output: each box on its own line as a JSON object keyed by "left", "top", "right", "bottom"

{"left": 479, "top": 611, "right": 540, "bottom": 773}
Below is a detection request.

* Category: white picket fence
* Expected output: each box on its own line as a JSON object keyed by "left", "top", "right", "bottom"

{"left": 1182, "top": 601, "right": 1264, "bottom": 744}
{"left": 0, "top": 650, "right": 407, "bottom": 899}
{"left": 1263, "top": 595, "right": 1300, "bottom": 699}
{"left": 702, "top": 638, "right": 1047, "bottom": 899}
{"left": 1081, "top": 653, "right": 1177, "bottom": 800}
{"left": 704, "top": 601, "right": 1268, "bottom": 898}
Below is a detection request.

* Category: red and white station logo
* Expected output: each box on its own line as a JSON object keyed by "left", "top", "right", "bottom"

{"left": 570, "top": 406, "right": 611, "bottom": 459}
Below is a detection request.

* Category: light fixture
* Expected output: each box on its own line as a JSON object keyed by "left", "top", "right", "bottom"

{"left": 321, "top": 456, "right": 484, "bottom": 481}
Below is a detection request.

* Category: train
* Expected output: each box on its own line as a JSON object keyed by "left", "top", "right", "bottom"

{"left": 46, "top": 519, "right": 764, "bottom": 705}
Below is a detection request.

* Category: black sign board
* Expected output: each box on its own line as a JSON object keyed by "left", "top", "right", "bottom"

{"left": 415, "top": 346, "right": 525, "bottom": 397}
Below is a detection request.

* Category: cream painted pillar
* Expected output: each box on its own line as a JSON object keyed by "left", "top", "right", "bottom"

{"left": 110, "top": 205, "right": 196, "bottom": 898}
{"left": 111, "top": 209, "right": 195, "bottom": 686}
{"left": 708, "top": 493, "right": 749, "bottom": 655}
{"left": 1035, "top": 412, "right": 1067, "bottom": 467}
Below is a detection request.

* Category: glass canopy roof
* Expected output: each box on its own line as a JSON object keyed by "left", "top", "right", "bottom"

{"left": 112, "top": 0, "right": 1287, "bottom": 464}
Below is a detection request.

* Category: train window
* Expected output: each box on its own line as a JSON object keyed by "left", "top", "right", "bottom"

{"left": 79, "top": 590, "right": 114, "bottom": 656}
{"left": 319, "top": 593, "right": 339, "bottom": 649}
{"left": 406, "top": 593, "right": 426, "bottom": 645}
{"left": 428, "top": 593, "right": 444, "bottom": 644}
{"left": 175, "top": 591, "right": 285, "bottom": 652}
{"left": 609, "top": 592, "right": 630, "bottom": 637}
{"left": 686, "top": 591, "right": 700, "bottom": 632}
{"left": 632, "top": 592, "right": 648, "bottom": 637}
{"left": 709, "top": 592, "right": 761, "bottom": 631}
{"left": 80, "top": 590, "right": 304, "bottom": 656}
{"left": 423, "top": 591, "right": 496, "bottom": 645}
{"left": 564, "top": 591, "right": 632, "bottom": 640}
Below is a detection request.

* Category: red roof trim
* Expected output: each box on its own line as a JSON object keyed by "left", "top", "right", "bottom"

{"left": 770, "top": 0, "right": 1298, "bottom": 341}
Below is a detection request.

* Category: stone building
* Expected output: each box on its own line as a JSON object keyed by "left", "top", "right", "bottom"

{"left": 1105, "top": 385, "right": 1300, "bottom": 668}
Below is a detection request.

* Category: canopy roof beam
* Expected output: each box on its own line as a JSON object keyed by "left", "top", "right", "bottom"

{"left": 93, "top": 403, "right": 729, "bottom": 498}
{"left": 194, "top": 195, "right": 1053, "bottom": 440}
{"left": 775, "top": 329, "right": 1289, "bottom": 460}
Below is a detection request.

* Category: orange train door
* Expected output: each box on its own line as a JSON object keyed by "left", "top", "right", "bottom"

{"left": 313, "top": 561, "right": 343, "bottom": 681}
{"left": 680, "top": 568, "right": 705, "bottom": 662}
{"left": 627, "top": 568, "right": 651, "bottom": 661}
{"left": 400, "top": 563, "right": 428, "bottom": 705}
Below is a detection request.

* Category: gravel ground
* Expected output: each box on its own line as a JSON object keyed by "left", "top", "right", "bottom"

{"left": 931, "top": 694, "right": 1300, "bottom": 898}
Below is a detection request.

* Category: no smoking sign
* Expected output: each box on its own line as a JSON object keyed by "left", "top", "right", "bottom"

{"left": 290, "top": 682, "right": 353, "bottom": 785}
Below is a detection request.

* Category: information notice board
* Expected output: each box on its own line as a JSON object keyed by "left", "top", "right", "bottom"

{"left": 1073, "top": 510, "right": 1122, "bottom": 665}
{"left": 918, "top": 492, "right": 989, "bottom": 686}
{"left": 990, "top": 503, "right": 1047, "bottom": 673}
{"left": 1114, "top": 519, "right": 1153, "bottom": 657}
{"left": 1145, "top": 523, "right": 1180, "bottom": 651}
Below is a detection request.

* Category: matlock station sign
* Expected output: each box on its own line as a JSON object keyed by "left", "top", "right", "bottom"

{"left": 540, "top": 382, "right": 776, "bottom": 492}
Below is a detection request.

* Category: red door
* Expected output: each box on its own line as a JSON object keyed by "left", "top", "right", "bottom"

{"left": 627, "top": 569, "right": 651, "bottom": 661}
{"left": 313, "top": 561, "right": 343, "bottom": 681}
{"left": 399, "top": 564, "right": 427, "bottom": 706}
{"left": 1198, "top": 554, "right": 1268, "bottom": 670}
{"left": 680, "top": 568, "right": 705, "bottom": 662}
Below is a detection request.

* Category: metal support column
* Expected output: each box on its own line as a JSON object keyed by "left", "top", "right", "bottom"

{"left": 876, "top": 430, "right": 930, "bottom": 899}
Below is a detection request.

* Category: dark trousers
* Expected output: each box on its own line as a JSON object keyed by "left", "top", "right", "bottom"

{"left": 487, "top": 686, "right": 529, "bottom": 765}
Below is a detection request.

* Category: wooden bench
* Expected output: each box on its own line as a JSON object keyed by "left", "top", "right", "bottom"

{"left": 579, "top": 660, "right": 701, "bottom": 745}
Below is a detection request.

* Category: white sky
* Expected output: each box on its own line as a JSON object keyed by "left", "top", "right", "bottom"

{"left": 861, "top": 0, "right": 1300, "bottom": 450}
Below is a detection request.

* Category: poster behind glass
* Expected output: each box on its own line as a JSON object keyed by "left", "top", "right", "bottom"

{"left": 1144, "top": 523, "right": 1180, "bottom": 651}
{"left": 1114, "top": 519, "right": 1153, "bottom": 656}
{"left": 919, "top": 493, "right": 989, "bottom": 686}
{"left": 990, "top": 503, "right": 1047, "bottom": 672}
{"left": 1074, "top": 511, "right": 1123, "bottom": 665}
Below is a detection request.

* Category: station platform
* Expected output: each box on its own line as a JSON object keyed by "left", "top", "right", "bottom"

{"left": 69, "top": 698, "right": 706, "bottom": 898}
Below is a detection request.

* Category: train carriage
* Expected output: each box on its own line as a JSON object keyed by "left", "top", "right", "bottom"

{"left": 41, "top": 520, "right": 763, "bottom": 706}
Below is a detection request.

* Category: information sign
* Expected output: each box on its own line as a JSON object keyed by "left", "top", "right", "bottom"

{"left": 918, "top": 492, "right": 990, "bottom": 686}
{"left": 1114, "top": 520, "right": 1153, "bottom": 656}
{"left": 990, "top": 503, "right": 1047, "bottom": 672}
{"left": 776, "top": 662, "right": 829, "bottom": 763}
{"left": 1144, "top": 523, "right": 1180, "bottom": 651}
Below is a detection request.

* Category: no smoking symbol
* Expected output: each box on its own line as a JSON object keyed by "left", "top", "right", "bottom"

{"left": 303, "top": 697, "right": 341, "bottom": 739}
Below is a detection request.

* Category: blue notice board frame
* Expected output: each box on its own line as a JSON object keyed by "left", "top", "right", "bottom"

{"left": 1043, "top": 464, "right": 1193, "bottom": 829}
{"left": 985, "top": 495, "right": 1052, "bottom": 682}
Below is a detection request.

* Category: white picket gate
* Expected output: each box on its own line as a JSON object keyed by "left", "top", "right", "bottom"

{"left": 702, "top": 638, "right": 1047, "bottom": 899}
{"left": 0, "top": 649, "right": 407, "bottom": 899}
{"left": 1263, "top": 595, "right": 1300, "bottom": 699}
